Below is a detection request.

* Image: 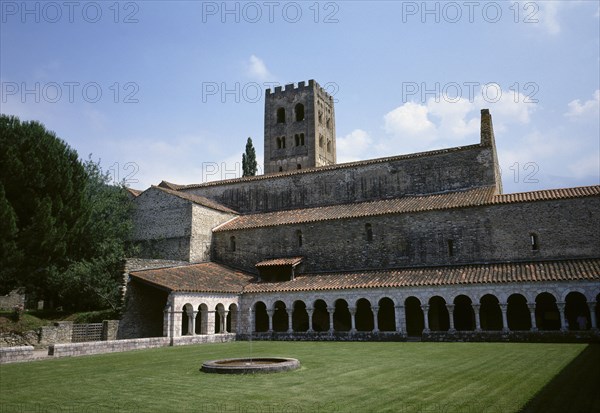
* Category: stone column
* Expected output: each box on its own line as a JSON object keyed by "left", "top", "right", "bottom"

{"left": 588, "top": 302, "right": 597, "bottom": 330}
{"left": 372, "top": 306, "right": 379, "bottom": 333}
{"left": 499, "top": 303, "right": 509, "bottom": 332}
{"left": 267, "top": 309, "right": 274, "bottom": 333}
{"left": 287, "top": 309, "right": 293, "bottom": 333}
{"left": 528, "top": 303, "right": 538, "bottom": 332}
{"left": 394, "top": 305, "right": 405, "bottom": 334}
{"left": 186, "top": 310, "right": 196, "bottom": 335}
{"left": 557, "top": 302, "right": 567, "bottom": 332}
{"left": 349, "top": 307, "right": 357, "bottom": 333}
{"left": 222, "top": 311, "right": 229, "bottom": 333}
{"left": 472, "top": 304, "right": 481, "bottom": 331}
{"left": 421, "top": 304, "right": 430, "bottom": 333}
{"left": 307, "top": 308, "right": 314, "bottom": 333}
{"left": 163, "top": 304, "right": 172, "bottom": 337}
{"left": 328, "top": 307, "right": 335, "bottom": 334}
{"left": 446, "top": 304, "right": 455, "bottom": 332}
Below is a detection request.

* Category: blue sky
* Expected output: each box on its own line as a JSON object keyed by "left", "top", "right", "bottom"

{"left": 1, "top": 1, "right": 599, "bottom": 193}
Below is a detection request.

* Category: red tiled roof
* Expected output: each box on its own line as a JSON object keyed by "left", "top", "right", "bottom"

{"left": 129, "top": 259, "right": 599, "bottom": 294}
{"left": 214, "top": 185, "right": 600, "bottom": 232}
{"left": 243, "top": 258, "right": 600, "bottom": 293}
{"left": 130, "top": 262, "right": 254, "bottom": 293}
{"left": 158, "top": 180, "right": 184, "bottom": 190}
{"left": 173, "top": 144, "right": 483, "bottom": 189}
{"left": 150, "top": 185, "right": 239, "bottom": 214}
{"left": 256, "top": 257, "right": 304, "bottom": 267}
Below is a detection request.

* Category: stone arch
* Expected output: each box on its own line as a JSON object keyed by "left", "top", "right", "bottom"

{"left": 355, "top": 298, "right": 374, "bottom": 332}
{"left": 453, "top": 295, "right": 475, "bottom": 331}
{"left": 292, "top": 300, "right": 309, "bottom": 332}
{"left": 196, "top": 303, "right": 209, "bottom": 334}
{"left": 254, "top": 301, "right": 268, "bottom": 332}
{"left": 507, "top": 293, "right": 530, "bottom": 331}
{"left": 215, "top": 303, "right": 225, "bottom": 333}
{"left": 312, "top": 299, "right": 329, "bottom": 332}
{"left": 227, "top": 303, "right": 238, "bottom": 333}
{"left": 378, "top": 297, "right": 396, "bottom": 332}
{"left": 535, "top": 292, "right": 560, "bottom": 330}
{"left": 405, "top": 296, "right": 424, "bottom": 336}
{"left": 272, "top": 300, "right": 288, "bottom": 332}
{"left": 295, "top": 103, "right": 304, "bottom": 121}
{"left": 428, "top": 296, "right": 449, "bottom": 331}
{"left": 181, "top": 303, "right": 193, "bottom": 336}
{"left": 333, "top": 299, "right": 351, "bottom": 332}
{"left": 480, "top": 294, "right": 502, "bottom": 331}
{"left": 565, "top": 291, "right": 590, "bottom": 330}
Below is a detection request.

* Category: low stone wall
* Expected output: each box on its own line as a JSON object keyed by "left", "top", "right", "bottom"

{"left": 49, "top": 337, "right": 171, "bottom": 357}
{"left": 238, "top": 331, "right": 406, "bottom": 341}
{"left": 39, "top": 321, "right": 73, "bottom": 346}
{"left": 0, "top": 346, "right": 34, "bottom": 364}
{"left": 422, "top": 330, "right": 600, "bottom": 343}
{"left": 172, "top": 333, "right": 236, "bottom": 346}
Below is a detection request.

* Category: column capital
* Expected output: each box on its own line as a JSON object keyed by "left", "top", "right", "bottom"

{"left": 421, "top": 304, "right": 429, "bottom": 311}
{"left": 499, "top": 303, "right": 508, "bottom": 311}
{"left": 556, "top": 301, "right": 566, "bottom": 310}
{"left": 371, "top": 306, "right": 379, "bottom": 312}
{"left": 266, "top": 309, "right": 274, "bottom": 316}
{"left": 527, "top": 303, "right": 536, "bottom": 311}
{"left": 349, "top": 307, "right": 357, "bottom": 316}
{"left": 446, "top": 304, "right": 455, "bottom": 311}
{"left": 471, "top": 303, "right": 481, "bottom": 310}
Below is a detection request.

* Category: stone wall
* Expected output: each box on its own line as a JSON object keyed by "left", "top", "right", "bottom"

{"left": 131, "top": 187, "right": 193, "bottom": 261}
{"left": 190, "top": 204, "right": 236, "bottom": 262}
{"left": 185, "top": 144, "right": 498, "bottom": 214}
{"left": 118, "top": 279, "right": 168, "bottom": 339}
{"left": 172, "top": 333, "right": 236, "bottom": 346}
{"left": 0, "top": 346, "right": 34, "bottom": 364}
{"left": 39, "top": 321, "right": 73, "bottom": 346}
{"left": 0, "top": 331, "right": 39, "bottom": 348}
{"left": 422, "top": 330, "right": 600, "bottom": 343}
{"left": 49, "top": 337, "right": 170, "bottom": 357}
{"left": 213, "top": 196, "right": 599, "bottom": 273}
{"left": 0, "top": 289, "right": 25, "bottom": 310}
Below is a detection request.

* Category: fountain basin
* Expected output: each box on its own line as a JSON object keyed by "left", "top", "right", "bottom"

{"left": 201, "top": 357, "right": 300, "bottom": 374}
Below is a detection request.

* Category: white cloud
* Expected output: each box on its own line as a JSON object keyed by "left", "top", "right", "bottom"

{"left": 383, "top": 102, "right": 435, "bottom": 137}
{"left": 245, "top": 55, "right": 272, "bottom": 81}
{"left": 536, "top": 2, "right": 561, "bottom": 35}
{"left": 337, "top": 129, "right": 373, "bottom": 163}
{"left": 565, "top": 90, "right": 600, "bottom": 119}
{"left": 568, "top": 154, "right": 600, "bottom": 179}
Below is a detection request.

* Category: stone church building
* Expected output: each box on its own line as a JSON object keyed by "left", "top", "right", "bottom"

{"left": 119, "top": 80, "right": 600, "bottom": 343}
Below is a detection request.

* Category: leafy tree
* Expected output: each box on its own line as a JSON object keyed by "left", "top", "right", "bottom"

{"left": 0, "top": 115, "right": 134, "bottom": 311}
{"left": 242, "top": 137, "right": 257, "bottom": 177}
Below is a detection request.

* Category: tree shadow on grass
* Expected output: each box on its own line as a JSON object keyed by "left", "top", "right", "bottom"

{"left": 519, "top": 344, "right": 600, "bottom": 413}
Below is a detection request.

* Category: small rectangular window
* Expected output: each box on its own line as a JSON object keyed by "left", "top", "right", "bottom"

{"left": 447, "top": 239, "right": 454, "bottom": 257}
{"left": 530, "top": 233, "right": 539, "bottom": 251}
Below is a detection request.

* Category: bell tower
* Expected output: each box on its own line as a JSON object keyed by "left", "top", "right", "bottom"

{"left": 264, "top": 80, "right": 336, "bottom": 174}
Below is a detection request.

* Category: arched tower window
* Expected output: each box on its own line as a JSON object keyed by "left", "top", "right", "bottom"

{"left": 319, "top": 135, "right": 325, "bottom": 148}
{"left": 229, "top": 236, "right": 236, "bottom": 252}
{"left": 295, "top": 103, "right": 305, "bottom": 121}
{"left": 530, "top": 233, "right": 539, "bottom": 251}
{"left": 300, "top": 133, "right": 305, "bottom": 146}
{"left": 277, "top": 108, "right": 285, "bottom": 123}
{"left": 327, "top": 140, "right": 332, "bottom": 153}
{"left": 295, "top": 134, "right": 300, "bottom": 146}
{"left": 365, "top": 224, "right": 373, "bottom": 242}
{"left": 296, "top": 230, "right": 303, "bottom": 247}
{"left": 281, "top": 136, "right": 286, "bottom": 148}
{"left": 326, "top": 117, "right": 331, "bottom": 129}
{"left": 276, "top": 137, "right": 282, "bottom": 149}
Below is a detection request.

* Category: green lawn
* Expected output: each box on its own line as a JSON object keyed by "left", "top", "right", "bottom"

{"left": 1, "top": 342, "right": 598, "bottom": 412}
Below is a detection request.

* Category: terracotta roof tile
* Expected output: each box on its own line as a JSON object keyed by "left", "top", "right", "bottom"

{"left": 214, "top": 185, "right": 599, "bottom": 232}
{"left": 256, "top": 257, "right": 304, "bottom": 267}
{"left": 126, "top": 188, "right": 143, "bottom": 197}
{"left": 243, "top": 259, "right": 600, "bottom": 293}
{"left": 130, "top": 262, "right": 254, "bottom": 293}
{"left": 151, "top": 185, "right": 239, "bottom": 214}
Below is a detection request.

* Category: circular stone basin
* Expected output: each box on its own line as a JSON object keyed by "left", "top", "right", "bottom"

{"left": 201, "top": 357, "right": 300, "bottom": 374}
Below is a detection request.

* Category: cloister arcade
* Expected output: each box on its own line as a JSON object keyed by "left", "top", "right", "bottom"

{"left": 166, "top": 283, "right": 600, "bottom": 338}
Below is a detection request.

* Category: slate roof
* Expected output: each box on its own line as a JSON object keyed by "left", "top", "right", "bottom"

{"left": 129, "top": 259, "right": 600, "bottom": 294}
{"left": 214, "top": 185, "right": 600, "bottom": 232}
{"left": 244, "top": 258, "right": 600, "bottom": 293}
{"left": 150, "top": 185, "right": 238, "bottom": 214}
{"left": 255, "top": 257, "right": 304, "bottom": 267}
{"left": 130, "top": 262, "right": 254, "bottom": 293}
